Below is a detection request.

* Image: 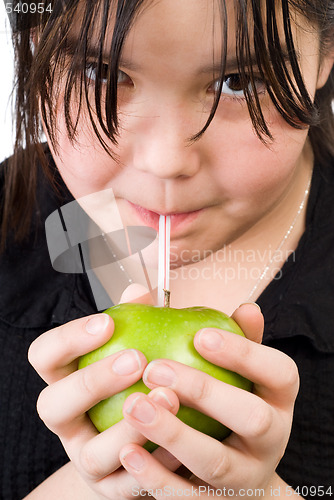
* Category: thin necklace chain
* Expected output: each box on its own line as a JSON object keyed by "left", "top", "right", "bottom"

{"left": 100, "top": 173, "right": 312, "bottom": 304}
{"left": 246, "top": 172, "right": 312, "bottom": 302}
{"left": 101, "top": 232, "right": 134, "bottom": 285}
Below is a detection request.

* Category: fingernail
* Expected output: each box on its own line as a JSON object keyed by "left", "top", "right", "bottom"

{"left": 149, "top": 390, "right": 174, "bottom": 409}
{"left": 239, "top": 301, "right": 261, "bottom": 311}
{"left": 143, "top": 361, "right": 176, "bottom": 387}
{"left": 112, "top": 350, "right": 141, "bottom": 375}
{"left": 198, "top": 329, "right": 223, "bottom": 350}
{"left": 121, "top": 449, "right": 145, "bottom": 471}
{"left": 126, "top": 395, "right": 156, "bottom": 423}
{"left": 85, "top": 314, "right": 109, "bottom": 335}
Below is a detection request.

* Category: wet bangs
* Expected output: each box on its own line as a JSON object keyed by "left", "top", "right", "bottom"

{"left": 193, "top": 0, "right": 320, "bottom": 142}
{"left": 3, "top": 0, "right": 333, "bottom": 247}
{"left": 34, "top": 0, "right": 146, "bottom": 154}
{"left": 35, "top": 0, "right": 322, "bottom": 151}
{"left": 233, "top": 0, "right": 320, "bottom": 136}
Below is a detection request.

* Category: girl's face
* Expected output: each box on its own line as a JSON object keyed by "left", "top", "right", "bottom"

{"left": 48, "top": 0, "right": 333, "bottom": 266}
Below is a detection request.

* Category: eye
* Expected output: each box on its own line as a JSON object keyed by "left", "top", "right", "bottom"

{"left": 212, "top": 73, "right": 266, "bottom": 98}
{"left": 85, "top": 64, "right": 132, "bottom": 86}
{"left": 117, "top": 69, "right": 132, "bottom": 84}
{"left": 85, "top": 61, "right": 109, "bottom": 84}
{"left": 222, "top": 74, "right": 247, "bottom": 96}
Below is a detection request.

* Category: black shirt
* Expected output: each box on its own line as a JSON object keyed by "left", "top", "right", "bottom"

{"left": 0, "top": 151, "right": 334, "bottom": 499}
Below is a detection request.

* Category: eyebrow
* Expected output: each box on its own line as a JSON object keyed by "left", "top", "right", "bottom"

{"left": 64, "top": 36, "right": 299, "bottom": 74}
{"left": 64, "top": 36, "right": 140, "bottom": 69}
{"left": 198, "top": 47, "right": 300, "bottom": 75}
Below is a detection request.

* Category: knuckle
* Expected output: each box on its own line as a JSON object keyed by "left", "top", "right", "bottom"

{"left": 79, "top": 366, "right": 100, "bottom": 400}
{"left": 145, "top": 476, "right": 169, "bottom": 496}
{"left": 229, "top": 336, "right": 252, "bottom": 372}
{"left": 237, "top": 337, "right": 252, "bottom": 363}
{"left": 79, "top": 443, "right": 105, "bottom": 480}
{"left": 27, "top": 340, "right": 38, "bottom": 368}
{"left": 236, "top": 335, "right": 252, "bottom": 357}
{"left": 116, "top": 481, "right": 140, "bottom": 500}
{"left": 28, "top": 324, "right": 68, "bottom": 375}
{"left": 56, "top": 322, "right": 77, "bottom": 355}
{"left": 31, "top": 357, "right": 50, "bottom": 379}
{"left": 280, "top": 356, "right": 300, "bottom": 395}
{"left": 202, "top": 452, "right": 230, "bottom": 483}
{"left": 36, "top": 387, "right": 57, "bottom": 430}
{"left": 246, "top": 400, "right": 273, "bottom": 437}
{"left": 188, "top": 374, "right": 212, "bottom": 403}
{"left": 162, "top": 422, "right": 183, "bottom": 448}
{"left": 28, "top": 338, "right": 48, "bottom": 374}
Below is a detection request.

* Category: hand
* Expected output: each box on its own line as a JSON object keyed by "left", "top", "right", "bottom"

{"left": 28, "top": 311, "right": 181, "bottom": 499}
{"left": 119, "top": 303, "right": 300, "bottom": 499}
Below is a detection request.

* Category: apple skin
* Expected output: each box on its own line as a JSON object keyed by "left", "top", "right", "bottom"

{"left": 79, "top": 303, "right": 252, "bottom": 450}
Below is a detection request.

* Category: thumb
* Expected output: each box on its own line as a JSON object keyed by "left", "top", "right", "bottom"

{"left": 230, "top": 302, "right": 264, "bottom": 344}
{"left": 119, "top": 283, "right": 155, "bottom": 305}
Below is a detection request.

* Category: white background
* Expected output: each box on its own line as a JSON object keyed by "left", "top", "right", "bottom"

{"left": 0, "top": 4, "right": 15, "bottom": 163}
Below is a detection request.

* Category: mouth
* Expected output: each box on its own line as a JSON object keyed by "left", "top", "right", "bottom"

{"left": 127, "top": 202, "right": 204, "bottom": 232}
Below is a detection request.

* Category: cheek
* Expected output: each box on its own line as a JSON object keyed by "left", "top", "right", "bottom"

{"left": 210, "top": 107, "right": 309, "bottom": 199}
{"left": 49, "top": 113, "right": 121, "bottom": 198}
{"left": 43, "top": 84, "right": 123, "bottom": 197}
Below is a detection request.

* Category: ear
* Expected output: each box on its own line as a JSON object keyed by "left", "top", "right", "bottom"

{"left": 316, "top": 51, "right": 334, "bottom": 89}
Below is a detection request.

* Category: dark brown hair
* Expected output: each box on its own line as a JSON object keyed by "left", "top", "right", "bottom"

{"left": 1, "top": 0, "right": 334, "bottom": 249}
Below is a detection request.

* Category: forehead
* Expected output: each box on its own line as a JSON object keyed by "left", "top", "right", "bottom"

{"left": 121, "top": 0, "right": 225, "bottom": 70}
{"left": 68, "top": 0, "right": 319, "bottom": 67}
{"left": 69, "top": 0, "right": 224, "bottom": 57}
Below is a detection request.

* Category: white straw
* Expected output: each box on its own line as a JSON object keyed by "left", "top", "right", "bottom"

{"left": 165, "top": 216, "right": 171, "bottom": 292}
{"left": 158, "top": 215, "right": 171, "bottom": 307}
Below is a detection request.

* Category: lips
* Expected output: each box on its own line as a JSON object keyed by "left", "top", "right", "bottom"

{"left": 128, "top": 202, "right": 203, "bottom": 231}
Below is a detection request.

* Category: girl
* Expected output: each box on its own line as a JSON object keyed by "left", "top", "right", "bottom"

{"left": 0, "top": 0, "right": 333, "bottom": 498}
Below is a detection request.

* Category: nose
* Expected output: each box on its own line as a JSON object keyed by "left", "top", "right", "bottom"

{"left": 131, "top": 108, "right": 202, "bottom": 180}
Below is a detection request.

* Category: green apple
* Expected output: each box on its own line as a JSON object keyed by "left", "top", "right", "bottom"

{"left": 79, "top": 303, "right": 252, "bottom": 449}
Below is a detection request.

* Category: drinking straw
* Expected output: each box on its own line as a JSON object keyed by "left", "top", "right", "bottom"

{"left": 158, "top": 215, "right": 171, "bottom": 307}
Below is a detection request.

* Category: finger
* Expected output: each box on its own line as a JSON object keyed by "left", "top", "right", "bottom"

{"left": 193, "top": 328, "right": 299, "bottom": 405}
{"left": 92, "top": 443, "right": 182, "bottom": 500}
{"left": 152, "top": 447, "right": 181, "bottom": 471}
{"left": 77, "top": 388, "right": 180, "bottom": 482}
{"left": 120, "top": 443, "right": 195, "bottom": 499}
{"left": 143, "top": 359, "right": 275, "bottom": 441}
{"left": 231, "top": 302, "right": 264, "bottom": 343}
{"left": 36, "top": 349, "right": 147, "bottom": 436}
{"left": 119, "top": 283, "right": 155, "bottom": 305}
{"left": 88, "top": 465, "right": 149, "bottom": 499}
{"left": 149, "top": 387, "right": 180, "bottom": 414}
{"left": 93, "top": 423, "right": 182, "bottom": 500}
{"left": 148, "top": 388, "right": 181, "bottom": 470}
{"left": 28, "top": 313, "right": 114, "bottom": 383}
{"left": 73, "top": 419, "right": 145, "bottom": 483}
{"left": 121, "top": 393, "right": 258, "bottom": 490}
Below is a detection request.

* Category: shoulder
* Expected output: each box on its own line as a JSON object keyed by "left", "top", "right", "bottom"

{"left": 0, "top": 146, "right": 96, "bottom": 330}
